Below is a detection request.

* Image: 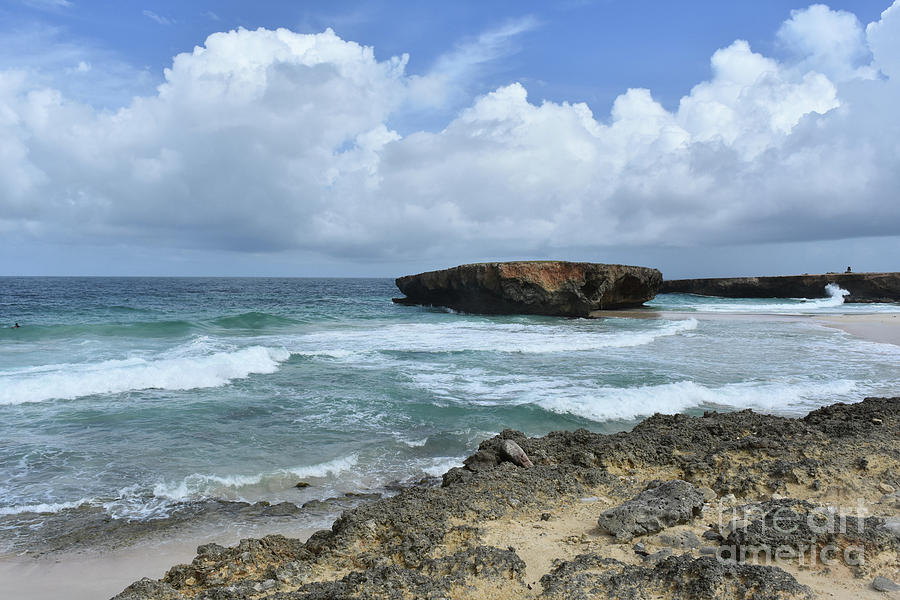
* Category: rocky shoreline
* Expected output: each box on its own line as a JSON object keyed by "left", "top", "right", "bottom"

{"left": 661, "top": 272, "right": 900, "bottom": 303}
{"left": 115, "top": 397, "right": 899, "bottom": 600}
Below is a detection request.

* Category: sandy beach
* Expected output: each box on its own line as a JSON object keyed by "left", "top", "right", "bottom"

{"left": 813, "top": 313, "right": 900, "bottom": 346}
{"left": 0, "top": 524, "right": 320, "bottom": 600}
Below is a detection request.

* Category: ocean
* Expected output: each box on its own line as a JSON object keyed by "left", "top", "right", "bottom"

{"left": 1, "top": 277, "right": 899, "bottom": 554}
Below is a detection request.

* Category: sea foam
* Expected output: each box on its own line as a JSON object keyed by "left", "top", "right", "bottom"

{"left": 0, "top": 345, "right": 290, "bottom": 405}
{"left": 287, "top": 317, "right": 698, "bottom": 356}
{"left": 652, "top": 284, "right": 883, "bottom": 314}
{"left": 537, "top": 378, "right": 860, "bottom": 422}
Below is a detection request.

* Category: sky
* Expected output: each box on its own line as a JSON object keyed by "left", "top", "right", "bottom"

{"left": 0, "top": 0, "right": 898, "bottom": 278}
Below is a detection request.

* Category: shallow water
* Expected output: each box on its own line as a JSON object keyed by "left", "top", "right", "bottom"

{"left": 1, "top": 277, "right": 898, "bottom": 552}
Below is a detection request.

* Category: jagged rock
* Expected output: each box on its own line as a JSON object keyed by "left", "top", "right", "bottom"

{"left": 597, "top": 480, "right": 705, "bottom": 541}
{"left": 539, "top": 554, "right": 813, "bottom": 600}
{"left": 660, "top": 271, "right": 900, "bottom": 303}
{"left": 112, "top": 398, "right": 899, "bottom": 600}
{"left": 393, "top": 261, "right": 662, "bottom": 316}
{"left": 724, "top": 499, "right": 900, "bottom": 574}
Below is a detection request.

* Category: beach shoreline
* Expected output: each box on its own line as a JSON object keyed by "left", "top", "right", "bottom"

{"left": 591, "top": 309, "right": 900, "bottom": 346}
{"left": 0, "top": 524, "right": 321, "bottom": 600}
{"left": 97, "top": 397, "right": 900, "bottom": 600}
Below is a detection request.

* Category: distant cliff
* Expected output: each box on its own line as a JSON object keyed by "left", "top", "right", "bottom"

{"left": 660, "top": 272, "right": 900, "bottom": 303}
{"left": 393, "top": 261, "right": 662, "bottom": 316}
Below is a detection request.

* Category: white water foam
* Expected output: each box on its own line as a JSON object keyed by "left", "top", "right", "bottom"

{"left": 283, "top": 318, "right": 698, "bottom": 357}
{"left": 654, "top": 284, "right": 897, "bottom": 314}
{"left": 151, "top": 454, "right": 360, "bottom": 503}
{"left": 0, "top": 454, "right": 360, "bottom": 518}
{"left": 537, "top": 378, "right": 860, "bottom": 422}
{"left": 0, "top": 499, "right": 92, "bottom": 516}
{"left": 0, "top": 345, "right": 291, "bottom": 405}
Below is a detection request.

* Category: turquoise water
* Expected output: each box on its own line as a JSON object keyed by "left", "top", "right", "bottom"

{"left": 1, "top": 277, "right": 899, "bottom": 550}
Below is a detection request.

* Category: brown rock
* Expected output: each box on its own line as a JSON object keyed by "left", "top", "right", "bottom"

{"left": 393, "top": 261, "right": 662, "bottom": 316}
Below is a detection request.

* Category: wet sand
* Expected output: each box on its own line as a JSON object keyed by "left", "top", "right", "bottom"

{"left": 814, "top": 313, "right": 900, "bottom": 346}
{"left": 0, "top": 525, "right": 319, "bottom": 600}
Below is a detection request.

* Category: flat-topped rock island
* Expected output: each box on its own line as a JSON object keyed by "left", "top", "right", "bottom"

{"left": 393, "top": 261, "right": 663, "bottom": 317}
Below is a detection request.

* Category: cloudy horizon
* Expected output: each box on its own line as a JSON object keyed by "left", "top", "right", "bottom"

{"left": 1, "top": 1, "right": 898, "bottom": 278}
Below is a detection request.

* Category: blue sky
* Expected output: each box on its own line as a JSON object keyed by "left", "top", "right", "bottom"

{"left": 0, "top": 0, "right": 898, "bottom": 276}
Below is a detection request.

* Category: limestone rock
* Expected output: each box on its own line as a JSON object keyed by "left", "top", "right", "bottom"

{"left": 393, "top": 261, "right": 662, "bottom": 316}
{"left": 597, "top": 480, "right": 705, "bottom": 541}
{"left": 660, "top": 272, "right": 900, "bottom": 303}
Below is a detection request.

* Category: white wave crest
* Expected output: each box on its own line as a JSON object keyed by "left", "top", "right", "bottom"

{"left": 0, "top": 345, "right": 291, "bottom": 405}
{"left": 151, "top": 454, "right": 360, "bottom": 503}
{"left": 538, "top": 378, "right": 859, "bottom": 422}
{"left": 654, "top": 284, "right": 867, "bottom": 314}
{"left": 0, "top": 498, "right": 92, "bottom": 516}
{"left": 287, "top": 318, "right": 698, "bottom": 356}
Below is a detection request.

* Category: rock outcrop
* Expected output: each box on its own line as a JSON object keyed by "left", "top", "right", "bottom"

{"left": 660, "top": 272, "right": 900, "bottom": 303}
{"left": 114, "top": 397, "right": 900, "bottom": 600}
{"left": 393, "top": 261, "right": 662, "bottom": 316}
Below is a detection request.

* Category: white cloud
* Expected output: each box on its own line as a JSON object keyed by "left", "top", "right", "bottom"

{"left": 777, "top": 4, "right": 875, "bottom": 81}
{"left": 21, "top": 0, "right": 72, "bottom": 10}
{"left": 0, "top": 4, "right": 899, "bottom": 262}
{"left": 142, "top": 10, "right": 174, "bottom": 26}
{"left": 408, "top": 16, "right": 538, "bottom": 108}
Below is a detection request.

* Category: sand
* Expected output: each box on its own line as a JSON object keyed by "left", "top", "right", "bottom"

{"left": 814, "top": 313, "right": 900, "bottom": 346}
{"left": 479, "top": 495, "right": 896, "bottom": 600}
{"left": 0, "top": 525, "right": 319, "bottom": 600}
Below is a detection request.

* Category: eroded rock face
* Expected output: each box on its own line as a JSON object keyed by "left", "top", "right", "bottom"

{"left": 660, "top": 272, "right": 900, "bottom": 303}
{"left": 113, "top": 398, "right": 900, "bottom": 600}
{"left": 393, "top": 261, "right": 662, "bottom": 316}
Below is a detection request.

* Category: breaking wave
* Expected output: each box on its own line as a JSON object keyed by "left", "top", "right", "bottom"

{"left": 0, "top": 345, "right": 290, "bottom": 405}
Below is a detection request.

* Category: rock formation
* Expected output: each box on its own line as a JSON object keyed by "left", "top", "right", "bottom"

{"left": 660, "top": 272, "right": 900, "bottom": 303}
{"left": 393, "top": 261, "right": 662, "bottom": 316}
{"left": 114, "top": 397, "right": 900, "bottom": 600}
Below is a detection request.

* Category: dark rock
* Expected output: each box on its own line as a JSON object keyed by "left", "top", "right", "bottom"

{"left": 294, "top": 482, "right": 311, "bottom": 488}
{"left": 873, "top": 576, "right": 900, "bottom": 592}
{"left": 539, "top": 554, "right": 813, "bottom": 599}
{"left": 633, "top": 542, "right": 649, "bottom": 556}
{"left": 541, "top": 512, "right": 552, "bottom": 521}
{"left": 724, "top": 499, "right": 900, "bottom": 573}
{"left": 393, "top": 261, "right": 662, "bottom": 316}
{"left": 499, "top": 439, "right": 534, "bottom": 468}
{"left": 660, "top": 272, "right": 900, "bottom": 303}
{"left": 644, "top": 548, "right": 674, "bottom": 563}
{"left": 597, "top": 480, "right": 705, "bottom": 541}
{"left": 702, "top": 529, "right": 724, "bottom": 542}
{"left": 655, "top": 530, "right": 701, "bottom": 549}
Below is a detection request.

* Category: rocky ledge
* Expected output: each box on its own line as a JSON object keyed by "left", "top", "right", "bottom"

{"left": 393, "top": 261, "right": 662, "bottom": 316}
{"left": 660, "top": 272, "right": 900, "bottom": 303}
{"left": 116, "top": 397, "right": 899, "bottom": 600}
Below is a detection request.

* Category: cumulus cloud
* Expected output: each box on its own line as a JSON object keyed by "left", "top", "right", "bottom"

{"left": 0, "top": 3, "right": 899, "bottom": 262}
